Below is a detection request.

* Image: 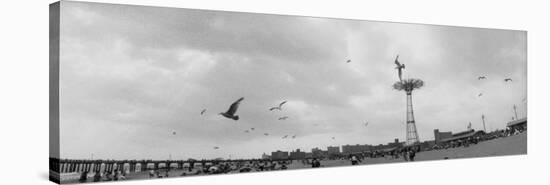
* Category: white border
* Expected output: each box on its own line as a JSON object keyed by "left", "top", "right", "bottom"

{"left": 1, "top": 0, "right": 548, "bottom": 185}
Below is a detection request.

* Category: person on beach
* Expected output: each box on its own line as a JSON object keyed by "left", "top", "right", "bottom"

{"left": 408, "top": 148, "right": 416, "bottom": 161}
{"left": 93, "top": 170, "right": 101, "bottom": 182}
{"left": 104, "top": 171, "right": 113, "bottom": 181}
{"left": 113, "top": 170, "right": 119, "bottom": 181}
{"left": 149, "top": 170, "right": 155, "bottom": 178}
{"left": 403, "top": 149, "right": 409, "bottom": 161}
{"left": 350, "top": 155, "right": 360, "bottom": 165}
{"left": 78, "top": 171, "right": 88, "bottom": 183}
{"left": 311, "top": 158, "right": 321, "bottom": 168}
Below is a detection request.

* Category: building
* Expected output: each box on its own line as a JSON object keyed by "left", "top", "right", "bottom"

{"left": 439, "top": 129, "right": 485, "bottom": 143}
{"left": 311, "top": 147, "right": 328, "bottom": 158}
{"left": 387, "top": 138, "right": 404, "bottom": 148}
{"left": 434, "top": 129, "right": 453, "bottom": 143}
{"left": 271, "top": 150, "right": 289, "bottom": 160}
{"left": 341, "top": 144, "right": 371, "bottom": 154}
{"left": 289, "top": 149, "right": 306, "bottom": 160}
{"left": 507, "top": 117, "right": 527, "bottom": 131}
{"left": 327, "top": 146, "right": 340, "bottom": 155}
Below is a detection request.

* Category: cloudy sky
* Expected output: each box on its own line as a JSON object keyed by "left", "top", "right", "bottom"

{"left": 58, "top": 1, "right": 527, "bottom": 160}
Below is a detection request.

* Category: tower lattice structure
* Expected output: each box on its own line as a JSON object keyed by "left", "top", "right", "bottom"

{"left": 405, "top": 90, "right": 420, "bottom": 145}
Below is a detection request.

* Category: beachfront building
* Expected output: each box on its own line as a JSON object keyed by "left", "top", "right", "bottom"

{"left": 327, "top": 146, "right": 340, "bottom": 155}
{"left": 289, "top": 149, "right": 306, "bottom": 160}
{"left": 342, "top": 144, "right": 371, "bottom": 154}
{"left": 271, "top": 150, "right": 289, "bottom": 160}
{"left": 311, "top": 148, "right": 328, "bottom": 158}
{"left": 439, "top": 129, "right": 485, "bottom": 144}
{"left": 507, "top": 117, "right": 527, "bottom": 131}
{"left": 434, "top": 129, "right": 453, "bottom": 144}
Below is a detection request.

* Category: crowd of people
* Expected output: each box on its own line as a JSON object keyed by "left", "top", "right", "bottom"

{"left": 74, "top": 125, "right": 526, "bottom": 183}
{"left": 78, "top": 169, "right": 126, "bottom": 183}
{"left": 433, "top": 126, "right": 527, "bottom": 150}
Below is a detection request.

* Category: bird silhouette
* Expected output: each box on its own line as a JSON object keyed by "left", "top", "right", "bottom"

{"left": 346, "top": 59, "right": 351, "bottom": 63}
{"left": 282, "top": 135, "right": 288, "bottom": 139}
{"left": 364, "top": 122, "right": 369, "bottom": 127}
{"left": 269, "top": 101, "right": 288, "bottom": 111}
{"left": 213, "top": 146, "right": 219, "bottom": 150}
{"left": 504, "top": 78, "right": 513, "bottom": 82}
{"left": 394, "top": 55, "right": 405, "bottom": 81}
{"left": 331, "top": 137, "right": 335, "bottom": 140}
{"left": 478, "top": 76, "right": 486, "bottom": 80}
{"left": 278, "top": 116, "right": 289, "bottom": 120}
{"left": 292, "top": 135, "right": 296, "bottom": 139}
{"left": 220, "top": 97, "right": 244, "bottom": 120}
{"left": 264, "top": 133, "right": 269, "bottom": 136}
{"left": 172, "top": 131, "right": 176, "bottom": 135}
{"left": 200, "top": 109, "right": 207, "bottom": 115}
{"left": 478, "top": 93, "right": 483, "bottom": 97}
{"left": 250, "top": 128, "right": 255, "bottom": 131}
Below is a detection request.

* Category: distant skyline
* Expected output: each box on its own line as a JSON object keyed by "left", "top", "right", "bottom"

{"left": 58, "top": 1, "right": 527, "bottom": 160}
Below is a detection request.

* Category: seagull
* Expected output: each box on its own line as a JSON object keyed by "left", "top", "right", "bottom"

{"left": 364, "top": 122, "right": 369, "bottom": 127}
{"left": 172, "top": 131, "right": 177, "bottom": 135}
{"left": 504, "top": 78, "right": 513, "bottom": 82}
{"left": 478, "top": 76, "right": 486, "bottom": 80}
{"left": 478, "top": 93, "right": 483, "bottom": 97}
{"left": 394, "top": 55, "right": 405, "bottom": 81}
{"left": 331, "top": 137, "right": 335, "bottom": 140}
{"left": 250, "top": 128, "right": 255, "bottom": 131}
{"left": 220, "top": 97, "right": 244, "bottom": 120}
{"left": 346, "top": 59, "right": 351, "bottom": 63}
{"left": 213, "top": 146, "right": 219, "bottom": 150}
{"left": 282, "top": 135, "right": 288, "bottom": 139}
{"left": 291, "top": 135, "right": 296, "bottom": 139}
{"left": 264, "top": 133, "right": 269, "bottom": 136}
{"left": 200, "top": 109, "right": 207, "bottom": 115}
{"left": 269, "top": 101, "right": 288, "bottom": 111}
{"left": 278, "top": 116, "right": 289, "bottom": 120}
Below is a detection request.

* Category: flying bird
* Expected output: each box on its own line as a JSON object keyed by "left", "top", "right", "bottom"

{"left": 504, "top": 78, "right": 513, "bottom": 82}
{"left": 250, "top": 128, "right": 255, "bottom": 131}
{"left": 364, "top": 122, "right": 369, "bottom": 127}
{"left": 269, "top": 101, "right": 288, "bottom": 111}
{"left": 220, "top": 97, "right": 244, "bottom": 120}
{"left": 200, "top": 109, "right": 207, "bottom": 115}
{"left": 478, "top": 93, "right": 483, "bottom": 97}
{"left": 278, "top": 116, "right": 289, "bottom": 120}
{"left": 291, "top": 135, "right": 296, "bottom": 139}
{"left": 478, "top": 76, "right": 486, "bottom": 80}
{"left": 394, "top": 55, "right": 405, "bottom": 81}
{"left": 346, "top": 59, "right": 351, "bottom": 63}
{"left": 264, "top": 133, "right": 269, "bottom": 136}
{"left": 282, "top": 135, "right": 288, "bottom": 139}
{"left": 172, "top": 131, "right": 177, "bottom": 135}
{"left": 213, "top": 146, "right": 219, "bottom": 150}
{"left": 331, "top": 137, "right": 335, "bottom": 140}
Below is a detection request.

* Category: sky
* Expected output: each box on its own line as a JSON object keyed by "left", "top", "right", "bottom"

{"left": 58, "top": 1, "right": 527, "bottom": 160}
